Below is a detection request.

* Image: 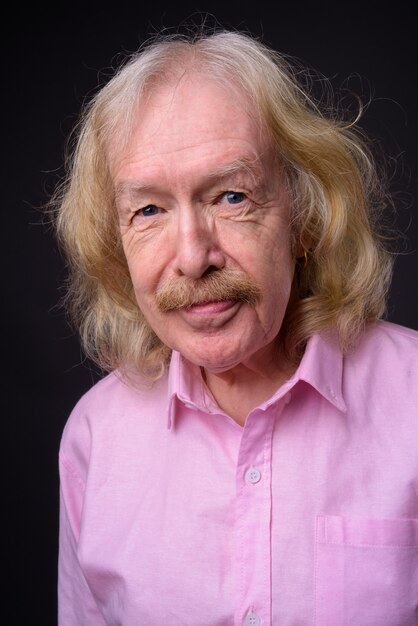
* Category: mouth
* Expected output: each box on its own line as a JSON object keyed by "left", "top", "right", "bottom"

{"left": 184, "top": 300, "right": 238, "bottom": 315}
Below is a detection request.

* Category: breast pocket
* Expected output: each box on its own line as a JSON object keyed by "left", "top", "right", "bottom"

{"left": 314, "top": 515, "right": 418, "bottom": 626}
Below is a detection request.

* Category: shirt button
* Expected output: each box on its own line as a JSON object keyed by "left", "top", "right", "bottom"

{"left": 245, "top": 467, "right": 261, "bottom": 484}
{"left": 246, "top": 614, "right": 260, "bottom": 626}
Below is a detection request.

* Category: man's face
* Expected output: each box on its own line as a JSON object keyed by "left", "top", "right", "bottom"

{"left": 113, "top": 74, "right": 296, "bottom": 374}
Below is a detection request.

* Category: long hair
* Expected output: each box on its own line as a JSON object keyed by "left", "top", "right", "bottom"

{"left": 51, "top": 29, "right": 394, "bottom": 378}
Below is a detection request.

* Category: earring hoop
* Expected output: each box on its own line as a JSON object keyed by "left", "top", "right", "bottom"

{"left": 302, "top": 249, "right": 308, "bottom": 269}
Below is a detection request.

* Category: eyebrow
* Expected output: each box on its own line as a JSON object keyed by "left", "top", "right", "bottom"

{"left": 205, "top": 156, "right": 265, "bottom": 184}
{"left": 114, "top": 156, "right": 265, "bottom": 207}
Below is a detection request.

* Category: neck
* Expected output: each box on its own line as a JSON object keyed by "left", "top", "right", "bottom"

{"left": 202, "top": 344, "right": 296, "bottom": 426}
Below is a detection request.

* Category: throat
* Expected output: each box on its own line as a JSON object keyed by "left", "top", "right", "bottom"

{"left": 202, "top": 361, "right": 294, "bottom": 426}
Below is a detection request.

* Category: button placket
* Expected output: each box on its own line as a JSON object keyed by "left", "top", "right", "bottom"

{"left": 234, "top": 408, "right": 278, "bottom": 626}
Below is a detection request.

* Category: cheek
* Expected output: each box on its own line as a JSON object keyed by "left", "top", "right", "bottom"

{"left": 255, "top": 240, "right": 294, "bottom": 288}
{"left": 124, "top": 243, "right": 161, "bottom": 301}
{"left": 123, "top": 230, "right": 175, "bottom": 301}
{"left": 127, "top": 263, "right": 155, "bottom": 311}
{"left": 260, "top": 252, "right": 295, "bottom": 315}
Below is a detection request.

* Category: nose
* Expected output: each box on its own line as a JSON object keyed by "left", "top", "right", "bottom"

{"left": 174, "top": 206, "right": 225, "bottom": 279}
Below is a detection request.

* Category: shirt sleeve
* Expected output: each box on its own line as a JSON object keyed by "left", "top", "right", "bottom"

{"left": 58, "top": 453, "right": 108, "bottom": 626}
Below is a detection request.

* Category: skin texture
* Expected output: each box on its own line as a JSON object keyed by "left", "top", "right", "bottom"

{"left": 113, "top": 74, "right": 297, "bottom": 423}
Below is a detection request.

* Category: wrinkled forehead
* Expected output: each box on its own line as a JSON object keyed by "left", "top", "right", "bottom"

{"left": 107, "top": 69, "right": 273, "bottom": 175}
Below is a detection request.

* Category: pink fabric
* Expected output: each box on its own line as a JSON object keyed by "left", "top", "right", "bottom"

{"left": 58, "top": 321, "right": 418, "bottom": 625}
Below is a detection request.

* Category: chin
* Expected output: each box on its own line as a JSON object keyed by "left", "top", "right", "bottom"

{"left": 180, "top": 341, "right": 258, "bottom": 373}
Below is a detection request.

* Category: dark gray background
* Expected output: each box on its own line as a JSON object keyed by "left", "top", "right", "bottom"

{"left": 5, "top": 3, "right": 417, "bottom": 624}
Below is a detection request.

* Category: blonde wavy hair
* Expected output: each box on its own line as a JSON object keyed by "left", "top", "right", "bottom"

{"left": 51, "top": 29, "right": 394, "bottom": 378}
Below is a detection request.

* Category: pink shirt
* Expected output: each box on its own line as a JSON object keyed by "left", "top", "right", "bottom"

{"left": 58, "top": 321, "right": 418, "bottom": 625}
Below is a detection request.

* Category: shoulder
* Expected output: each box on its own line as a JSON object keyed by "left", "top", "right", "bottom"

{"left": 63, "top": 369, "right": 168, "bottom": 429}
{"left": 366, "top": 319, "right": 418, "bottom": 343}
{"left": 67, "top": 369, "right": 168, "bottom": 417}
{"left": 342, "top": 320, "right": 418, "bottom": 410}
{"left": 350, "top": 320, "right": 418, "bottom": 365}
{"left": 59, "top": 370, "right": 169, "bottom": 477}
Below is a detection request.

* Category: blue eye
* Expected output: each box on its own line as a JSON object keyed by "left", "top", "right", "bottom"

{"left": 225, "top": 191, "right": 246, "bottom": 204}
{"left": 140, "top": 205, "right": 159, "bottom": 217}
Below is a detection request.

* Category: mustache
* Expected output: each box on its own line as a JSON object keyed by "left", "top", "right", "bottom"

{"left": 156, "top": 268, "right": 262, "bottom": 312}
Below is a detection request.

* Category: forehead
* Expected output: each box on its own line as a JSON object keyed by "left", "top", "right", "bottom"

{"left": 110, "top": 73, "right": 274, "bottom": 183}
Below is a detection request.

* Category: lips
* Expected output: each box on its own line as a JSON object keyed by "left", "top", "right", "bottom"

{"left": 176, "top": 299, "right": 241, "bottom": 330}
{"left": 184, "top": 300, "right": 237, "bottom": 315}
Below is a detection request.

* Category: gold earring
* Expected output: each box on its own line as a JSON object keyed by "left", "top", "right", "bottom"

{"left": 302, "top": 249, "right": 308, "bottom": 269}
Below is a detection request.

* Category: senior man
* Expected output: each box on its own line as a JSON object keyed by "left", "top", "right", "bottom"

{"left": 55, "top": 29, "right": 418, "bottom": 626}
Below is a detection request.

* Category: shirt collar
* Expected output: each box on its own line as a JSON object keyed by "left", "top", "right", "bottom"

{"left": 167, "top": 332, "right": 347, "bottom": 429}
{"left": 167, "top": 351, "right": 216, "bottom": 429}
{"left": 287, "top": 332, "right": 347, "bottom": 412}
